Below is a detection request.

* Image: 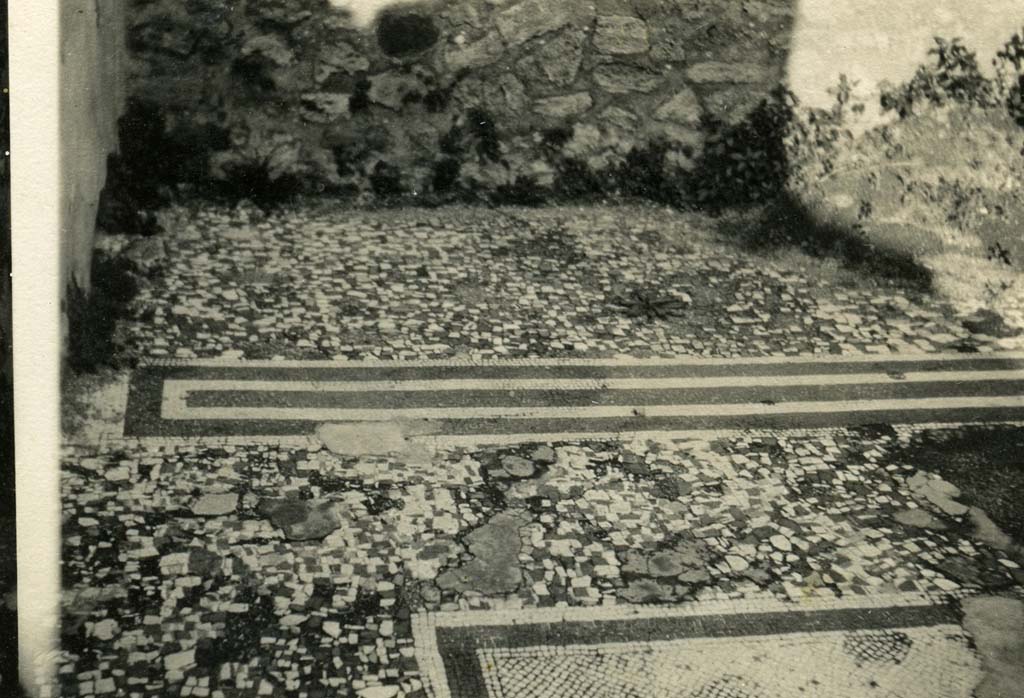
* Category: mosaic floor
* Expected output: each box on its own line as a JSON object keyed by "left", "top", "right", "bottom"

{"left": 59, "top": 205, "right": 1024, "bottom": 698}
{"left": 112, "top": 205, "right": 1024, "bottom": 362}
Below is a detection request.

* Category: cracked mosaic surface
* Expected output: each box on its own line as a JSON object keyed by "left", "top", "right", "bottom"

{"left": 58, "top": 427, "right": 1024, "bottom": 697}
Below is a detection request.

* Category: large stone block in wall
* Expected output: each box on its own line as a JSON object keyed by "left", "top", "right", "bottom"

{"left": 593, "top": 16, "right": 649, "bottom": 55}
{"left": 316, "top": 42, "right": 370, "bottom": 84}
{"left": 130, "top": 1, "right": 236, "bottom": 61}
{"left": 561, "top": 122, "right": 638, "bottom": 171}
{"left": 627, "top": 0, "right": 715, "bottom": 62}
{"left": 483, "top": 73, "right": 530, "bottom": 115}
{"left": 593, "top": 64, "right": 662, "bottom": 94}
{"left": 130, "top": 10, "right": 201, "bottom": 59}
{"left": 648, "top": 25, "right": 688, "bottom": 63}
{"left": 368, "top": 73, "right": 424, "bottom": 110}
{"left": 654, "top": 88, "right": 702, "bottom": 125}
{"left": 246, "top": 0, "right": 314, "bottom": 28}
{"left": 496, "top": 0, "right": 582, "bottom": 46}
{"left": 445, "top": 32, "right": 505, "bottom": 71}
{"left": 300, "top": 92, "right": 351, "bottom": 123}
{"left": 685, "top": 62, "right": 772, "bottom": 84}
{"left": 703, "top": 87, "right": 770, "bottom": 125}
{"left": 238, "top": 34, "right": 312, "bottom": 91}
{"left": 241, "top": 35, "right": 295, "bottom": 67}
{"left": 515, "top": 29, "right": 586, "bottom": 88}
{"left": 562, "top": 123, "right": 603, "bottom": 159}
{"left": 533, "top": 92, "right": 593, "bottom": 118}
{"left": 456, "top": 73, "right": 529, "bottom": 118}
{"left": 598, "top": 106, "right": 639, "bottom": 131}
{"left": 648, "top": 123, "right": 703, "bottom": 150}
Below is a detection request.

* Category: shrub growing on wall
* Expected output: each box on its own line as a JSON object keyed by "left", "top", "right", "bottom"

{"left": 65, "top": 255, "right": 139, "bottom": 372}
{"left": 689, "top": 85, "right": 800, "bottom": 208}
{"left": 97, "top": 98, "right": 231, "bottom": 234}
{"left": 996, "top": 29, "right": 1024, "bottom": 124}
{"left": 880, "top": 34, "right": 1024, "bottom": 117}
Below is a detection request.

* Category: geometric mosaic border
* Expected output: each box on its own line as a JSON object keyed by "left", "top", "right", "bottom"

{"left": 411, "top": 593, "right": 960, "bottom": 697}
{"left": 104, "top": 421, "right": 1024, "bottom": 451}
{"left": 124, "top": 354, "right": 1024, "bottom": 441}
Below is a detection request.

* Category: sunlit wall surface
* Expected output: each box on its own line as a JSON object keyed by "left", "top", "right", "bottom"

{"left": 788, "top": 0, "right": 1024, "bottom": 116}
{"left": 328, "top": 0, "right": 425, "bottom": 28}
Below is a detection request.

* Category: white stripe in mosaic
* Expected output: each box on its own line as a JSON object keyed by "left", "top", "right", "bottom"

{"left": 138, "top": 350, "right": 1024, "bottom": 369}
{"left": 119, "top": 421, "right": 1024, "bottom": 450}
{"left": 415, "top": 590, "right": 945, "bottom": 630}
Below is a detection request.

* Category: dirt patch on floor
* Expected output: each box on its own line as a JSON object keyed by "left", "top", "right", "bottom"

{"left": 436, "top": 509, "right": 532, "bottom": 595}
{"left": 62, "top": 369, "right": 130, "bottom": 447}
{"left": 961, "top": 595, "right": 1024, "bottom": 698}
{"left": 892, "top": 425, "right": 1024, "bottom": 545}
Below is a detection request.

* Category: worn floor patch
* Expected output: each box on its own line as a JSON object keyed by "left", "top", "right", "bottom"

{"left": 317, "top": 421, "right": 439, "bottom": 461}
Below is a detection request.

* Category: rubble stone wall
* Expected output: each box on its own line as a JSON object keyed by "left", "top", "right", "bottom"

{"left": 126, "top": 0, "right": 795, "bottom": 197}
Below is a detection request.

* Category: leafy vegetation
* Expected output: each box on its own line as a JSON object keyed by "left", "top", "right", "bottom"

{"left": 440, "top": 108, "right": 503, "bottom": 166}
{"left": 97, "top": 100, "right": 178, "bottom": 236}
{"left": 66, "top": 254, "right": 140, "bottom": 373}
{"left": 996, "top": 30, "right": 1024, "bottom": 124}
{"left": 880, "top": 31, "right": 1024, "bottom": 121}
{"left": 611, "top": 287, "right": 690, "bottom": 322}
{"left": 368, "top": 161, "right": 405, "bottom": 199}
{"left": 881, "top": 38, "right": 998, "bottom": 116}
{"left": 690, "top": 86, "right": 798, "bottom": 207}
{"left": 99, "top": 97, "right": 321, "bottom": 224}
{"left": 614, "top": 142, "right": 688, "bottom": 207}
{"left": 214, "top": 155, "right": 304, "bottom": 212}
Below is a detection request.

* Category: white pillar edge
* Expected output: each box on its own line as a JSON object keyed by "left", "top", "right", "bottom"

{"left": 10, "top": 0, "right": 62, "bottom": 694}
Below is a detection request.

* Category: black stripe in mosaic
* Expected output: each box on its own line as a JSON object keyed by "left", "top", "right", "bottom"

{"left": 186, "top": 380, "right": 1024, "bottom": 409}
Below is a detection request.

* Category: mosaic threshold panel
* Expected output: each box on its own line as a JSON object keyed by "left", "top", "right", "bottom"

{"left": 412, "top": 594, "right": 980, "bottom": 698}
{"left": 125, "top": 353, "right": 1024, "bottom": 442}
